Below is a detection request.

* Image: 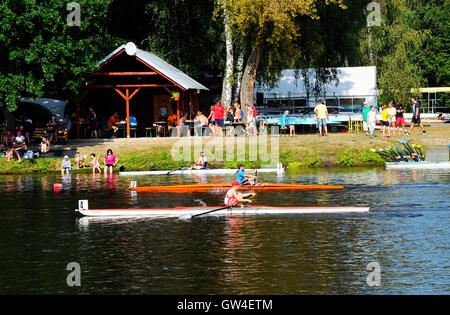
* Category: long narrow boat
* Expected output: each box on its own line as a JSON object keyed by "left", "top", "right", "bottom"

{"left": 386, "top": 161, "right": 450, "bottom": 169}
{"left": 76, "top": 206, "right": 370, "bottom": 218}
{"left": 119, "top": 166, "right": 285, "bottom": 176}
{"left": 130, "top": 183, "right": 344, "bottom": 193}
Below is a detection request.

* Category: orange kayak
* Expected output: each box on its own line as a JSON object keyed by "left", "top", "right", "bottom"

{"left": 131, "top": 183, "right": 344, "bottom": 193}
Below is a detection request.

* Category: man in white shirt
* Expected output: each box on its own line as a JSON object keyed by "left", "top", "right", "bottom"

{"left": 314, "top": 100, "right": 329, "bottom": 137}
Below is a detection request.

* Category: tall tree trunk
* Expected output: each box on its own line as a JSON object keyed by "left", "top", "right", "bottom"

{"left": 221, "top": 11, "right": 233, "bottom": 108}
{"left": 4, "top": 107, "right": 15, "bottom": 131}
{"left": 240, "top": 45, "right": 261, "bottom": 113}
{"left": 232, "top": 45, "right": 245, "bottom": 104}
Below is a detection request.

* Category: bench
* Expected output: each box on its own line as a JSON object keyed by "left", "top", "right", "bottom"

{"left": 32, "top": 128, "right": 47, "bottom": 140}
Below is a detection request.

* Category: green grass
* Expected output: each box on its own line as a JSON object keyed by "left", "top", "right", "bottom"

{"left": 0, "top": 124, "right": 448, "bottom": 174}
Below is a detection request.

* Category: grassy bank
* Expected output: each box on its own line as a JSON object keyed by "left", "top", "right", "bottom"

{"left": 1, "top": 124, "right": 449, "bottom": 174}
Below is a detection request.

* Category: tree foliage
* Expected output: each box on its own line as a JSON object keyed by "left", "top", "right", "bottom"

{"left": 0, "top": 0, "right": 119, "bottom": 112}
{"left": 221, "top": 0, "right": 346, "bottom": 106}
{"left": 359, "top": 0, "right": 429, "bottom": 104}
{"left": 142, "top": 0, "right": 225, "bottom": 78}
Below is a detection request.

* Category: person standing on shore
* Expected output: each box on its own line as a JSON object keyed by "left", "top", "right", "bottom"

{"left": 213, "top": 101, "right": 226, "bottom": 137}
{"left": 314, "top": 100, "right": 329, "bottom": 137}
{"left": 207, "top": 106, "right": 216, "bottom": 136}
{"left": 395, "top": 100, "right": 406, "bottom": 135}
{"left": 362, "top": 102, "right": 371, "bottom": 136}
{"left": 387, "top": 102, "right": 397, "bottom": 137}
{"left": 88, "top": 107, "right": 98, "bottom": 139}
{"left": 367, "top": 105, "right": 377, "bottom": 138}
{"left": 406, "top": 97, "right": 427, "bottom": 136}
{"left": 381, "top": 104, "right": 391, "bottom": 139}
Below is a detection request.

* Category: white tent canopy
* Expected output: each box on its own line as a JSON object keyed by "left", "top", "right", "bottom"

{"left": 255, "top": 66, "right": 378, "bottom": 107}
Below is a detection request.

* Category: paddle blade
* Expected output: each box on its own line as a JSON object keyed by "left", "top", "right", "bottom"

{"left": 179, "top": 215, "right": 192, "bottom": 221}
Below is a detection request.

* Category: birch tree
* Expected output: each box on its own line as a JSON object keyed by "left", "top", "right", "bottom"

{"left": 223, "top": 0, "right": 346, "bottom": 109}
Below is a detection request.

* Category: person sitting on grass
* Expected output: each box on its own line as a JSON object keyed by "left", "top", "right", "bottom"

{"left": 6, "top": 132, "right": 27, "bottom": 162}
{"left": 104, "top": 149, "right": 118, "bottom": 175}
{"left": 40, "top": 136, "right": 50, "bottom": 154}
{"left": 61, "top": 155, "right": 71, "bottom": 175}
{"left": 5, "top": 145, "right": 22, "bottom": 162}
{"left": 89, "top": 154, "right": 102, "bottom": 174}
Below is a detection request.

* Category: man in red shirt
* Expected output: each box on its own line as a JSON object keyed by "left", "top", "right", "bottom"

{"left": 213, "top": 102, "right": 226, "bottom": 136}
{"left": 107, "top": 112, "right": 119, "bottom": 137}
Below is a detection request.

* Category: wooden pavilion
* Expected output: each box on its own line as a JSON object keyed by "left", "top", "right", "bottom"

{"left": 80, "top": 43, "right": 208, "bottom": 138}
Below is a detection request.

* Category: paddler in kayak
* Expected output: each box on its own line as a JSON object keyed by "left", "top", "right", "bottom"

{"left": 225, "top": 180, "right": 256, "bottom": 208}
{"left": 190, "top": 152, "right": 208, "bottom": 170}
{"left": 236, "top": 164, "right": 258, "bottom": 186}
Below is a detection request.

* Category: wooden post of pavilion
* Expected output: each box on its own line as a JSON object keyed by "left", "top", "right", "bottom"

{"left": 114, "top": 87, "right": 141, "bottom": 138}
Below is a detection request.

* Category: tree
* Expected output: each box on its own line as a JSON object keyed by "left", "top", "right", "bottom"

{"left": 222, "top": 0, "right": 346, "bottom": 108}
{"left": 358, "top": 0, "right": 428, "bottom": 104}
{"left": 142, "top": 0, "right": 225, "bottom": 79}
{"left": 409, "top": 0, "right": 449, "bottom": 87}
{"left": 0, "top": 0, "right": 118, "bottom": 118}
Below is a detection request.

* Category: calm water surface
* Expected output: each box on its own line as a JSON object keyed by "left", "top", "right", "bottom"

{"left": 0, "top": 168, "right": 448, "bottom": 294}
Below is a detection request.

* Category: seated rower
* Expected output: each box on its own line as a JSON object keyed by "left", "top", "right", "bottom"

{"left": 236, "top": 163, "right": 258, "bottom": 186}
{"left": 190, "top": 152, "right": 208, "bottom": 170}
{"left": 224, "top": 180, "right": 256, "bottom": 208}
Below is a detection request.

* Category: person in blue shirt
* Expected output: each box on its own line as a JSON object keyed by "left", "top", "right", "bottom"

{"left": 236, "top": 164, "right": 257, "bottom": 186}
{"left": 281, "top": 110, "right": 295, "bottom": 137}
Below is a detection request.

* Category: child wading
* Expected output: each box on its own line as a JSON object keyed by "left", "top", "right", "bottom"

{"left": 61, "top": 155, "right": 71, "bottom": 175}
{"left": 90, "top": 154, "right": 102, "bottom": 174}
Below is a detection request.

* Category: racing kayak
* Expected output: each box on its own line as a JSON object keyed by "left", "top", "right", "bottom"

{"left": 76, "top": 205, "right": 369, "bottom": 218}
{"left": 130, "top": 183, "right": 344, "bottom": 193}
{"left": 386, "top": 161, "right": 450, "bottom": 169}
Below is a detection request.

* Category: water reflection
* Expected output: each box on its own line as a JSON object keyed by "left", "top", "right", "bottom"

{"left": 0, "top": 168, "right": 448, "bottom": 294}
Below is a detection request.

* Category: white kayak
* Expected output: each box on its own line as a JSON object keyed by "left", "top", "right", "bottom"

{"left": 76, "top": 205, "right": 370, "bottom": 218}
{"left": 119, "top": 164, "right": 285, "bottom": 176}
{"left": 386, "top": 161, "right": 450, "bottom": 169}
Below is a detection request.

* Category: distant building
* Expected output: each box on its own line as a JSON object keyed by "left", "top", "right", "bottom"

{"left": 255, "top": 66, "right": 377, "bottom": 114}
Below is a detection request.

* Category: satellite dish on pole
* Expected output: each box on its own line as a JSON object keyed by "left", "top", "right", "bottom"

{"left": 125, "top": 42, "right": 137, "bottom": 56}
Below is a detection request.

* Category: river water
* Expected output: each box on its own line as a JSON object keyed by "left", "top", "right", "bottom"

{"left": 0, "top": 168, "right": 448, "bottom": 295}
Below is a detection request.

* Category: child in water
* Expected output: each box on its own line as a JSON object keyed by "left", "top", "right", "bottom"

{"left": 61, "top": 155, "right": 71, "bottom": 175}
{"left": 89, "top": 154, "right": 101, "bottom": 174}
